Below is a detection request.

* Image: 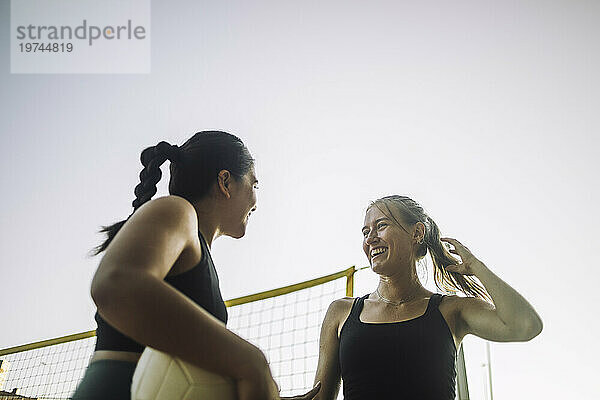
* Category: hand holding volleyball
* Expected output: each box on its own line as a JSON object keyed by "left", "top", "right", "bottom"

{"left": 281, "top": 381, "right": 321, "bottom": 399}
{"left": 238, "top": 371, "right": 320, "bottom": 400}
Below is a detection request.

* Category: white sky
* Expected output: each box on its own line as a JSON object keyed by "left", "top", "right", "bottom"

{"left": 1, "top": 0, "right": 599, "bottom": 398}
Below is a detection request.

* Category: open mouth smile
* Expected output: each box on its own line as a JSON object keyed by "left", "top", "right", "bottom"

{"left": 370, "top": 247, "right": 388, "bottom": 260}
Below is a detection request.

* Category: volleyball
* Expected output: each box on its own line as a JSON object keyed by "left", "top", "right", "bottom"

{"left": 131, "top": 347, "right": 238, "bottom": 400}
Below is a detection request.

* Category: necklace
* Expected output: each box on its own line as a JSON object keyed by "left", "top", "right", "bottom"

{"left": 376, "top": 287, "right": 420, "bottom": 306}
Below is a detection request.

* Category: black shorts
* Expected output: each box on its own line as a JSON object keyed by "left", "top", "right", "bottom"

{"left": 71, "top": 359, "right": 136, "bottom": 400}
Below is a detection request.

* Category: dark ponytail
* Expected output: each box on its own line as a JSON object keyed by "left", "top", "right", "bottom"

{"left": 371, "top": 195, "right": 491, "bottom": 302}
{"left": 89, "top": 131, "right": 254, "bottom": 257}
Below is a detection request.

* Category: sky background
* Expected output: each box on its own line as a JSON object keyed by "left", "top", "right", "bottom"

{"left": 1, "top": 0, "right": 599, "bottom": 398}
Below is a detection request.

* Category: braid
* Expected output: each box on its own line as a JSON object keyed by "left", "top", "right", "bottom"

{"left": 90, "top": 131, "right": 253, "bottom": 258}
{"left": 131, "top": 141, "right": 180, "bottom": 212}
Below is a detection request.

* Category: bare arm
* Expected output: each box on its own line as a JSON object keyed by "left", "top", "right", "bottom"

{"left": 312, "top": 298, "right": 352, "bottom": 400}
{"left": 443, "top": 238, "right": 543, "bottom": 342}
{"left": 91, "top": 196, "right": 270, "bottom": 386}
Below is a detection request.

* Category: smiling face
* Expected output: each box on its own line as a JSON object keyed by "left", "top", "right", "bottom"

{"left": 220, "top": 166, "right": 259, "bottom": 239}
{"left": 362, "top": 205, "right": 416, "bottom": 275}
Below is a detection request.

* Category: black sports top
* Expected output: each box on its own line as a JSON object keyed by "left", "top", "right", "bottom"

{"left": 339, "top": 293, "right": 456, "bottom": 400}
{"left": 94, "top": 231, "right": 228, "bottom": 353}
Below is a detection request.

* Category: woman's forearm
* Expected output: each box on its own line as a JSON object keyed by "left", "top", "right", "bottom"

{"left": 472, "top": 262, "right": 543, "bottom": 337}
{"left": 92, "top": 270, "right": 268, "bottom": 381}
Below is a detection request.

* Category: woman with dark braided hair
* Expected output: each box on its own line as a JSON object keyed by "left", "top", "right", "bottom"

{"left": 72, "top": 131, "right": 320, "bottom": 400}
{"left": 312, "top": 195, "right": 543, "bottom": 400}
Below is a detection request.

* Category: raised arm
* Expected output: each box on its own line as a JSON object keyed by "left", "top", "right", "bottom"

{"left": 90, "top": 196, "right": 277, "bottom": 399}
{"left": 442, "top": 237, "right": 543, "bottom": 342}
{"left": 312, "top": 298, "right": 353, "bottom": 400}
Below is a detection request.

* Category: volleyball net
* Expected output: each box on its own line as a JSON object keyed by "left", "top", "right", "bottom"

{"left": 0, "top": 266, "right": 470, "bottom": 400}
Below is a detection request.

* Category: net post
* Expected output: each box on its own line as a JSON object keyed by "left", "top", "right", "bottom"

{"left": 456, "top": 343, "right": 470, "bottom": 399}
{"left": 345, "top": 266, "right": 356, "bottom": 297}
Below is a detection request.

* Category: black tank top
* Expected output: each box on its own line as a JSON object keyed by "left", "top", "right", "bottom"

{"left": 94, "top": 231, "right": 228, "bottom": 352}
{"left": 339, "top": 293, "right": 456, "bottom": 400}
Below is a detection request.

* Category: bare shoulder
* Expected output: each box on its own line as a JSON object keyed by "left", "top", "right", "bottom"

{"left": 329, "top": 297, "right": 355, "bottom": 314}
{"left": 439, "top": 293, "right": 461, "bottom": 307}
{"left": 97, "top": 195, "right": 199, "bottom": 279}
{"left": 436, "top": 294, "right": 466, "bottom": 345}
{"left": 116, "top": 195, "right": 198, "bottom": 241}
{"left": 132, "top": 195, "right": 198, "bottom": 227}
{"left": 439, "top": 294, "right": 484, "bottom": 314}
{"left": 325, "top": 297, "right": 356, "bottom": 337}
{"left": 439, "top": 294, "right": 495, "bottom": 343}
{"left": 441, "top": 294, "right": 494, "bottom": 314}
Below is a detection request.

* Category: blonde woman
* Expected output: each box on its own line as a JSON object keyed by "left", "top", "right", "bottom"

{"left": 312, "top": 195, "right": 542, "bottom": 399}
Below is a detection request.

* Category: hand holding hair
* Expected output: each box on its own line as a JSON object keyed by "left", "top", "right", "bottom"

{"left": 440, "top": 237, "right": 485, "bottom": 276}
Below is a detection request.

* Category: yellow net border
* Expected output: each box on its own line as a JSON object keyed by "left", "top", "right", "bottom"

{"left": 0, "top": 266, "right": 360, "bottom": 357}
{"left": 0, "top": 265, "right": 469, "bottom": 400}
